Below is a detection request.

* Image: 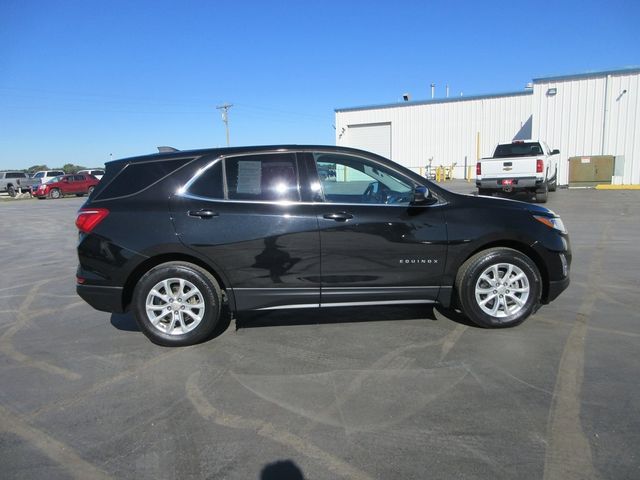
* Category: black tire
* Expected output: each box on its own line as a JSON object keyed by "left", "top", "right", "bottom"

{"left": 548, "top": 168, "right": 558, "bottom": 192}
{"left": 455, "top": 247, "right": 542, "bottom": 328}
{"left": 132, "top": 261, "right": 222, "bottom": 346}
{"left": 75, "top": 193, "right": 84, "bottom": 197}
{"left": 535, "top": 182, "right": 548, "bottom": 203}
{"left": 7, "top": 185, "right": 16, "bottom": 197}
{"left": 478, "top": 188, "right": 492, "bottom": 196}
{"left": 49, "top": 188, "right": 61, "bottom": 199}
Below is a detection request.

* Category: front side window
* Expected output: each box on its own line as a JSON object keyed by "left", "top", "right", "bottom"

{"left": 313, "top": 153, "right": 412, "bottom": 205}
{"left": 225, "top": 153, "right": 299, "bottom": 202}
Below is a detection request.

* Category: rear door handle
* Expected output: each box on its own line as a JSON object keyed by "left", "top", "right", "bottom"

{"left": 188, "top": 209, "right": 219, "bottom": 218}
{"left": 323, "top": 212, "right": 353, "bottom": 222}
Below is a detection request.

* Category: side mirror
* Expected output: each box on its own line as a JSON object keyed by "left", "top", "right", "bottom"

{"left": 551, "top": 149, "right": 560, "bottom": 155}
{"left": 411, "top": 185, "right": 429, "bottom": 204}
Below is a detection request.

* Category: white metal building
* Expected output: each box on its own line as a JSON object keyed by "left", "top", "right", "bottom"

{"left": 335, "top": 67, "right": 640, "bottom": 185}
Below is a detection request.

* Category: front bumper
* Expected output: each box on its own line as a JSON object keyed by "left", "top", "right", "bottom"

{"left": 77, "top": 284, "right": 125, "bottom": 313}
{"left": 545, "top": 276, "right": 570, "bottom": 304}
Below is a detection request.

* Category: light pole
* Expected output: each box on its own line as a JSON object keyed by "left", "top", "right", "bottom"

{"left": 216, "top": 103, "right": 233, "bottom": 146}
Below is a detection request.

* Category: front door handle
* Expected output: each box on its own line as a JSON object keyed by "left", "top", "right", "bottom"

{"left": 188, "top": 209, "right": 219, "bottom": 219}
{"left": 323, "top": 212, "right": 353, "bottom": 222}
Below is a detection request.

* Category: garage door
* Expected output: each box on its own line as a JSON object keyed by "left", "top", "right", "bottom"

{"left": 347, "top": 123, "right": 391, "bottom": 159}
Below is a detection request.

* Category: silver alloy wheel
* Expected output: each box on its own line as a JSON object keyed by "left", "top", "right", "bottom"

{"left": 474, "top": 263, "right": 530, "bottom": 318}
{"left": 145, "top": 277, "right": 206, "bottom": 335}
{"left": 50, "top": 189, "right": 60, "bottom": 199}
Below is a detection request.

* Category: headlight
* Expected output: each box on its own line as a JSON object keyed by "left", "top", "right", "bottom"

{"left": 533, "top": 215, "right": 566, "bottom": 233}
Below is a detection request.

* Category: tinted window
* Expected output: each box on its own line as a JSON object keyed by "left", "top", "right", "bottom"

{"left": 73, "top": 175, "right": 85, "bottom": 181}
{"left": 187, "top": 161, "right": 223, "bottom": 199}
{"left": 494, "top": 143, "right": 543, "bottom": 158}
{"left": 7, "top": 172, "right": 26, "bottom": 179}
{"left": 96, "top": 157, "right": 193, "bottom": 199}
{"left": 34, "top": 172, "right": 44, "bottom": 178}
{"left": 225, "top": 153, "right": 299, "bottom": 201}
{"left": 50, "top": 171, "right": 64, "bottom": 176}
{"left": 313, "top": 153, "right": 412, "bottom": 205}
{"left": 91, "top": 170, "right": 105, "bottom": 176}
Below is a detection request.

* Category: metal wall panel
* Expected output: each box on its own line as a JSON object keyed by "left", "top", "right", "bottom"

{"left": 532, "top": 71, "right": 640, "bottom": 185}
{"left": 336, "top": 93, "right": 532, "bottom": 179}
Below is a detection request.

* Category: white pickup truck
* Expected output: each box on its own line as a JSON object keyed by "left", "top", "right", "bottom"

{"left": 475, "top": 140, "right": 560, "bottom": 203}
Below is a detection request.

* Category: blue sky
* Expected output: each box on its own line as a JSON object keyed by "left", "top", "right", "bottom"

{"left": 1, "top": 0, "right": 638, "bottom": 170}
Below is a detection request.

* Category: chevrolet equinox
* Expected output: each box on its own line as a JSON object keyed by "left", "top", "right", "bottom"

{"left": 76, "top": 146, "right": 571, "bottom": 346}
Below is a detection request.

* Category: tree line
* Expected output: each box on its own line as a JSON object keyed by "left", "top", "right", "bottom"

{"left": 24, "top": 164, "right": 96, "bottom": 174}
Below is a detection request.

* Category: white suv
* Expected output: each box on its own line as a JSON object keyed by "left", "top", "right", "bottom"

{"left": 33, "top": 170, "right": 65, "bottom": 184}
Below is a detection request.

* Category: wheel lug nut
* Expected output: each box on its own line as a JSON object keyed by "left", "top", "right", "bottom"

{"left": 178, "top": 298, "right": 182, "bottom": 302}
{"left": 499, "top": 294, "right": 503, "bottom": 298}
{"left": 493, "top": 290, "right": 497, "bottom": 294}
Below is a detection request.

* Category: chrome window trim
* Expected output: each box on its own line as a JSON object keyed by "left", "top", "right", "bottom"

{"left": 179, "top": 148, "right": 447, "bottom": 207}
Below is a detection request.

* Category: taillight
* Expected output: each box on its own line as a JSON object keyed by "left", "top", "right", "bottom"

{"left": 536, "top": 159, "right": 544, "bottom": 173}
{"left": 76, "top": 208, "right": 109, "bottom": 234}
{"left": 476, "top": 162, "right": 481, "bottom": 175}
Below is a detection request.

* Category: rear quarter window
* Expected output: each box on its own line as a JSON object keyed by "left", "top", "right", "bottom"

{"left": 94, "top": 157, "right": 194, "bottom": 200}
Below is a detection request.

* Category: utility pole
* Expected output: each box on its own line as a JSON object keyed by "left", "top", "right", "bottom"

{"left": 216, "top": 103, "right": 233, "bottom": 146}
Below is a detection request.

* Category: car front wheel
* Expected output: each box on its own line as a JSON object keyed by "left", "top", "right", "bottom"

{"left": 49, "top": 188, "right": 61, "bottom": 199}
{"left": 455, "top": 247, "right": 542, "bottom": 328}
{"left": 132, "top": 261, "right": 222, "bottom": 346}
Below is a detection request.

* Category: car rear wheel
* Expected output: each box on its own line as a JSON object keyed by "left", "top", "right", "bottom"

{"left": 132, "top": 261, "right": 221, "bottom": 346}
{"left": 455, "top": 247, "right": 541, "bottom": 328}
{"left": 49, "top": 188, "right": 61, "bottom": 199}
{"left": 7, "top": 185, "right": 16, "bottom": 197}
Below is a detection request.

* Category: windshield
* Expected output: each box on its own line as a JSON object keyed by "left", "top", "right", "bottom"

{"left": 494, "top": 142, "right": 544, "bottom": 158}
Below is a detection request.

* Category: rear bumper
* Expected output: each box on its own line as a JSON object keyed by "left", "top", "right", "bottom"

{"left": 476, "top": 177, "right": 542, "bottom": 189}
{"left": 77, "top": 284, "right": 125, "bottom": 313}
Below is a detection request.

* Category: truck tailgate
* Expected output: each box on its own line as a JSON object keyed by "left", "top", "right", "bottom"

{"left": 481, "top": 156, "right": 537, "bottom": 178}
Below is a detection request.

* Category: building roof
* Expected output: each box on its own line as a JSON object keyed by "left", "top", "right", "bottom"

{"left": 335, "top": 67, "right": 640, "bottom": 113}
{"left": 532, "top": 66, "right": 640, "bottom": 83}
{"left": 335, "top": 90, "right": 532, "bottom": 113}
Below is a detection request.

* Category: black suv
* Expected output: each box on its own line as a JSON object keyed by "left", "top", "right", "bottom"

{"left": 76, "top": 146, "right": 571, "bottom": 346}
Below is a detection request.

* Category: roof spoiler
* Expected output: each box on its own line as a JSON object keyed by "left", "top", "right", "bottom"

{"left": 157, "top": 146, "right": 180, "bottom": 153}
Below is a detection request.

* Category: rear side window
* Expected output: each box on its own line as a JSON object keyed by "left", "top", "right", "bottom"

{"left": 95, "top": 157, "right": 193, "bottom": 200}
{"left": 7, "top": 172, "right": 26, "bottom": 179}
{"left": 225, "top": 153, "right": 299, "bottom": 201}
{"left": 188, "top": 161, "right": 224, "bottom": 199}
{"left": 494, "top": 143, "right": 543, "bottom": 158}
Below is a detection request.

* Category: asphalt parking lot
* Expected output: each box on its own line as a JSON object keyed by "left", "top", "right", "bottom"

{"left": 1, "top": 184, "right": 639, "bottom": 480}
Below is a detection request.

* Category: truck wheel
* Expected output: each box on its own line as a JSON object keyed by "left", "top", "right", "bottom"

{"left": 535, "top": 183, "right": 548, "bottom": 203}
{"left": 455, "top": 247, "right": 542, "bottom": 328}
{"left": 132, "top": 261, "right": 222, "bottom": 346}
{"left": 549, "top": 169, "right": 558, "bottom": 192}
{"left": 49, "top": 188, "right": 61, "bottom": 199}
{"left": 7, "top": 185, "right": 16, "bottom": 197}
